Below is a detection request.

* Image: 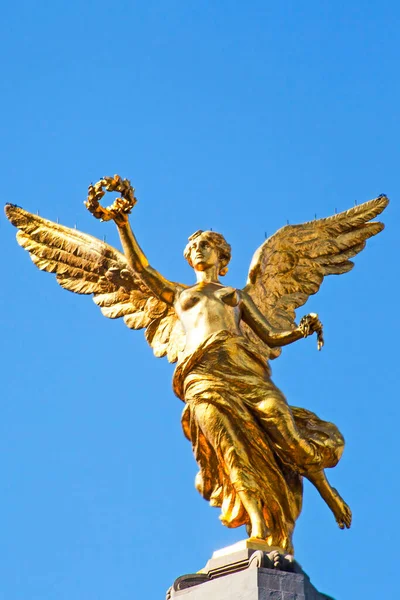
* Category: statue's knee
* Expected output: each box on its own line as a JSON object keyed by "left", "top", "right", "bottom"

{"left": 257, "top": 396, "right": 285, "bottom": 418}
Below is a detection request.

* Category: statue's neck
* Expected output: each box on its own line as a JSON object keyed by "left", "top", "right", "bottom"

{"left": 195, "top": 266, "right": 220, "bottom": 284}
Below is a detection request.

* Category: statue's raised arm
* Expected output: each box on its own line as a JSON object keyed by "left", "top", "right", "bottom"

{"left": 84, "top": 176, "right": 179, "bottom": 306}
{"left": 5, "top": 176, "right": 186, "bottom": 362}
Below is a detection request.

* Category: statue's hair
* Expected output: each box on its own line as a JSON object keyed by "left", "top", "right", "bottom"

{"left": 184, "top": 230, "right": 232, "bottom": 276}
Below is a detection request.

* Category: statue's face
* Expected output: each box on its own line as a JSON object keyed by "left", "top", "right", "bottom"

{"left": 189, "top": 234, "right": 220, "bottom": 272}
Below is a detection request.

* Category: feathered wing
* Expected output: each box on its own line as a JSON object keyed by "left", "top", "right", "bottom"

{"left": 242, "top": 195, "right": 389, "bottom": 359}
{"left": 5, "top": 204, "right": 185, "bottom": 363}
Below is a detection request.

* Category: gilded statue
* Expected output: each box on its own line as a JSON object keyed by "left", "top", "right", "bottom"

{"left": 5, "top": 176, "right": 388, "bottom": 554}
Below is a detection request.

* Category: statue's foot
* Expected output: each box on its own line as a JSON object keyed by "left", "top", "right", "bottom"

{"left": 249, "top": 519, "right": 270, "bottom": 540}
{"left": 306, "top": 470, "right": 352, "bottom": 530}
{"left": 330, "top": 488, "right": 352, "bottom": 529}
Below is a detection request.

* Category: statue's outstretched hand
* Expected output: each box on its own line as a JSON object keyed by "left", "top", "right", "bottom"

{"left": 85, "top": 175, "right": 137, "bottom": 225}
{"left": 298, "top": 313, "right": 324, "bottom": 350}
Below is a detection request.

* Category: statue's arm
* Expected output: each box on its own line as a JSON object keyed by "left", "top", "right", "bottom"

{"left": 117, "top": 220, "right": 176, "bottom": 305}
{"left": 240, "top": 291, "right": 305, "bottom": 347}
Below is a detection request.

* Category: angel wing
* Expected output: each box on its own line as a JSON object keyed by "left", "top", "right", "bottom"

{"left": 5, "top": 204, "right": 185, "bottom": 363}
{"left": 242, "top": 195, "right": 389, "bottom": 359}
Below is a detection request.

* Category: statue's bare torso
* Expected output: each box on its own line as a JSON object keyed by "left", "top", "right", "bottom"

{"left": 175, "top": 283, "right": 242, "bottom": 356}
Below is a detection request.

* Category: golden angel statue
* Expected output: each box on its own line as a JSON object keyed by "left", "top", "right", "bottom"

{"left": 5, "top": 176, "right": 388, "bottom": 554}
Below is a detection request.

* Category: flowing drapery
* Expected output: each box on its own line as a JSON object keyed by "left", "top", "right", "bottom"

{"left": 173, "top": 331, "right": 344, "bottom": 552}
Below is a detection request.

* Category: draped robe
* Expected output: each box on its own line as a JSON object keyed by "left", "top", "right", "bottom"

{"left": 173, "top": 330, "right": 344, "bottom": 553}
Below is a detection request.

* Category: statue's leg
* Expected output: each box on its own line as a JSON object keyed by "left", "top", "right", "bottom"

{"left": 193, "top": 402, "right": 269, "bottom": 539}
{"left": 306, "top": 470, "right": 352, "bottom": 529}
{"left": 255, "top": 391, "right": 321, "bottom": 472}
{"left": 238, "top": 491, "right": 269, "bottom": 539}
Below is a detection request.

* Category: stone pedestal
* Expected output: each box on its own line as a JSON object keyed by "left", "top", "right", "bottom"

{"left": 167, "top": 540, "right": 333, "bottom": 600}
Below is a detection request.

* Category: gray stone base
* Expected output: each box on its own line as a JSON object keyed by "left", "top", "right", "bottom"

{"left": 169, "top": 567, "right": 332, "bottom": 599}
{"left": 167, "top": 540, "right": 333, "bottom": 600}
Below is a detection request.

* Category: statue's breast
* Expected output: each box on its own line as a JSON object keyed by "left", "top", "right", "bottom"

{"left": 215, "top": 286, "right": 240, "bottom": 307}
{"left": 179, "top": 289, "right": 202, "bottom": 311}
{"left": 178, "top": 285, "right": 240, "bottom": 313}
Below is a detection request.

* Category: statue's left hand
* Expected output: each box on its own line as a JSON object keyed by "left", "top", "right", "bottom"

{"left": 298, "top": 313, "right": 324, "bottom": 350}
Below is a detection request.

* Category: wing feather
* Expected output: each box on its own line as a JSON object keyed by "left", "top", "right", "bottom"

{"left": 124, "top": 312, "right": 152, "bottom": 330}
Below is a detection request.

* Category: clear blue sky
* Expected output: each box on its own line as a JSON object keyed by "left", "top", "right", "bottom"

{"left": 1, "top": 2, "right": 398, "bottom": 599}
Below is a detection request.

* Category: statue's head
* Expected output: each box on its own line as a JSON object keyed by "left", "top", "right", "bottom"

{"left": 184, "top": 230, "right": 231, "bottom": 276}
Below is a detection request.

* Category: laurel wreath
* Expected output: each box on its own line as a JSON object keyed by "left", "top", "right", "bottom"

{"left": 85, "top": 175, "right": 137, "bottom": 222}
{"left": 299, "top": 313, "right": 324, "bottom": 351}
